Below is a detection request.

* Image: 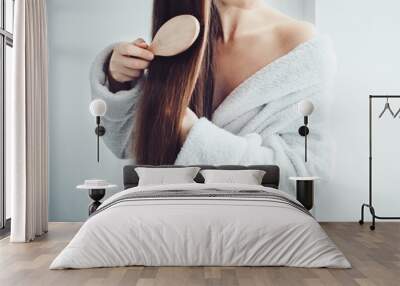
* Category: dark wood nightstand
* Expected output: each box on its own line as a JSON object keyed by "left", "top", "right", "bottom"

{"left": 289, "top": 177, "right": 319, "bottom": 210}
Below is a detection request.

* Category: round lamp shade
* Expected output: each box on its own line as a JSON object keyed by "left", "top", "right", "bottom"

{"left": 89, "top": 99, "right": 107, "bottom": 117}
{"left": 297, "top": 100, "right": 314, "bottom": 116}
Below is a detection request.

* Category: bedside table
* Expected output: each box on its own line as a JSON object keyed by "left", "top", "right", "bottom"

{"left": 289, "top": 177, "right": 319, "bottom": 210}
{"left": 77, "top": 180, "right": 117, "bottom": 215}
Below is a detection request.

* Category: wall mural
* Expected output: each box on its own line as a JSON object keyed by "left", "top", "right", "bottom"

{"left": 46, "top": 0, "right": 400, "bottom": 222}
{"left": 88, "top": 0, "right": 335, "bottom": 194}
{"left": 47, "top": 0, "right": 342, "bottom": 221}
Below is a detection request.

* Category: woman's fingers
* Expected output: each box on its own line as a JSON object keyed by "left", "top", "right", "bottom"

{"left": 120, "top": 43, "right": 154, "bottom": 61}
{"left": 109, "top": 39, "right": 155, "bottom": 83}
{"left": 133, "top": 38, "right": 149, "bottom": 49}
{"left": 122, "top": 57, "right": 151, "bottom": 70}
{"left": 119, "top": 66, "right": 142, "bottom": 78}
{"left": 133, "top": 38, "right": 146, "bottom": 45}
{"left": 136, "top": 42, "right": 149, "bottom": 49}
{"left": 110, "top": 56, "right": 143, "bottom": 79}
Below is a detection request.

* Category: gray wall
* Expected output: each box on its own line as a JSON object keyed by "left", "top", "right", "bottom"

{"left": 47, "top": 0, "right": 310, "bottom": 221}
{"left": 314, "top": 0, "right": 400, "bottom": 221}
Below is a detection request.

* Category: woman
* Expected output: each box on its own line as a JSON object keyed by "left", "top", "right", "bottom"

{"left": 90, "top": 0, "right": 336, "bottom": 191}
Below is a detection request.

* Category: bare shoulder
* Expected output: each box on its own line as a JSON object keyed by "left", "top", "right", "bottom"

{"left": 275, "top": 20, "right": 316, "bottom": 50}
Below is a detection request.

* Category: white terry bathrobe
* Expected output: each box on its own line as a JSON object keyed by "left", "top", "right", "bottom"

{"left": 90, "top": 35, "right": 336, "bottom": 192}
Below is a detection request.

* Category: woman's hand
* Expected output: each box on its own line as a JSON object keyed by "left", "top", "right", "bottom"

{"left": 108, "top": 38, "right": 154, "bottom": 83}
{"left": 180, "top": 108, "right": 199, "bottom": 143}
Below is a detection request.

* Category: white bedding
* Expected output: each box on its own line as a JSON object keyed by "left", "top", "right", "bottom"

{"left": 50, "top": 183, "right": 350, "bottom": 269}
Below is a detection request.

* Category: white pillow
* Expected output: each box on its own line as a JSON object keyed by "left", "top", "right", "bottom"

{"left": 200, "top": 169, "right": 266, "bottom": 185}
{"left": 135, "top": 167, "right": 200, "bottom": 186}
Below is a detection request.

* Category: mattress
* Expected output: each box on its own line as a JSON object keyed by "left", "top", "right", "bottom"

{"left": 50, "top": 183, "right": 350, "bottom": 269}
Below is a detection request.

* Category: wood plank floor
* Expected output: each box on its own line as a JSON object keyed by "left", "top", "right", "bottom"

{"left": 0, "top": 222, "right": 399, "bottom": 286}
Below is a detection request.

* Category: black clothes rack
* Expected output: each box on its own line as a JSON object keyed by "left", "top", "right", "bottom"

{"left": 359, "top": 95, "right": 400, "bottom": 230}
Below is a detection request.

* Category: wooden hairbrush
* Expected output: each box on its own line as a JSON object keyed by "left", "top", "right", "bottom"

{"left": 148, "top": 15, "right": 200, "bottom": 57}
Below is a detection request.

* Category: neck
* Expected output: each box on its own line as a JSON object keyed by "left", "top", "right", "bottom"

{"left": 216, "top": 0, "right": 266, "bottom": 43}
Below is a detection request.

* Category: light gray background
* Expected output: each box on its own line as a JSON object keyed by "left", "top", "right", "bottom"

{"left": 47, "top": 0, "right": 400, "bottom": 222}
{"left": 314, "top": 0, "right": 400, "bottom": 220}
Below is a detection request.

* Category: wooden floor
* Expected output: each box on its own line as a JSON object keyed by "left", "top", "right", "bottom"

{"left": 0, "top": 222, "right": 399, "bottom": 286}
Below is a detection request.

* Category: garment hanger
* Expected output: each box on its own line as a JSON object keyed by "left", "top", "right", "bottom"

{"left": 393, "top": 104, "right": 400, "bottom": 118}
{"left": 378, "top": 97, "right": 395, "bottom": 118}
{"left": 148, "top": 15, "right": 200, "bottom": 57}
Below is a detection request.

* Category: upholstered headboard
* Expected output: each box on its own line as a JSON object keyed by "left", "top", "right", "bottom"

{"left": 123, "top": 165, "right": 280, "bottom": 189}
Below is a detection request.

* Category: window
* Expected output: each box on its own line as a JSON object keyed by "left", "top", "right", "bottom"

{"left": 0, "top": 0, "right": 14, "bottom": 234}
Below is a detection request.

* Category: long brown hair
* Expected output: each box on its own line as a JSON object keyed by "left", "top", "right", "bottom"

{"left": 134, "top": 0, "right": 222, "bottom": 164}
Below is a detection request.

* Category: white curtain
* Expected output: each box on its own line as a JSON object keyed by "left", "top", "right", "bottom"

{"left": 10, "top": 0, "right": 49, "bottom": 242}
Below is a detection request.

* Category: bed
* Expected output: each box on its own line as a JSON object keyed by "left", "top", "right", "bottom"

{"left": 50, "top": 165, "right": 350, "bottom": 269}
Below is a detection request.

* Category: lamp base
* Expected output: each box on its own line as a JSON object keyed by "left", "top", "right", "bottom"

{"left": 88, "top": 189, "right": 106, "bottom": 215}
